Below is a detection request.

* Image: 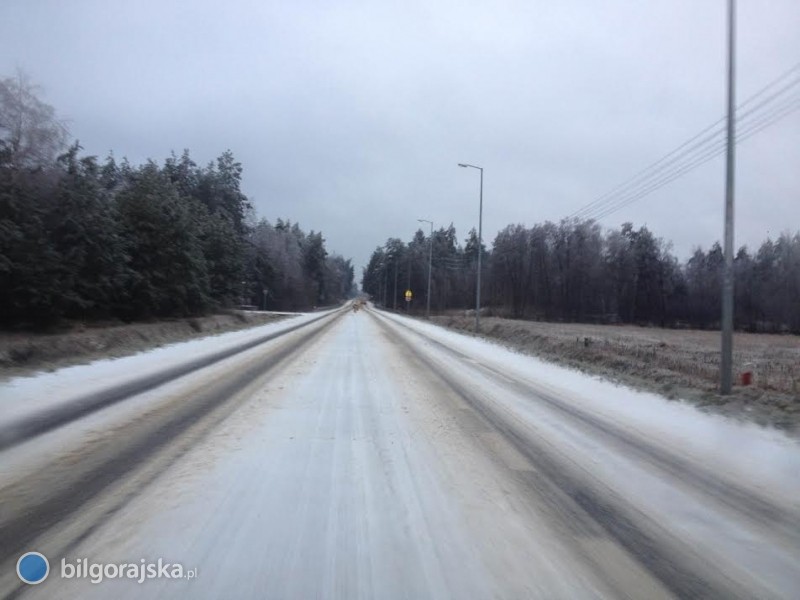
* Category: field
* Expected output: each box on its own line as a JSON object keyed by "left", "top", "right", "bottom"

{"left": 432, "top": 315, "right": 800, "bottom": 433}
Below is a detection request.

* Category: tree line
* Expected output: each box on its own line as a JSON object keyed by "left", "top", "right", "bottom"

{"left": 362, "top": 219, "right": 800, "bottom": 333}
{"left": 0, "top": 73, "right": 354, "bottom": 327}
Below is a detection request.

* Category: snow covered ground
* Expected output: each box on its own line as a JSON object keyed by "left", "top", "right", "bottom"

{"left": 2, "top": 306, "right": 798, "bottom": 598}
{"left": 377, "top": 310, "right": 800, "bottom": 506}
{"left": 0, "top": 309, "right": 335, "bottom": 428}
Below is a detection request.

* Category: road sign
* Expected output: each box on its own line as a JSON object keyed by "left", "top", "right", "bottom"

{"left": 405, "top": 290, "right": 413, "bottom": 302}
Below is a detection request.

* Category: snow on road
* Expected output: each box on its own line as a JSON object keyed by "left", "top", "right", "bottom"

{"left": 376, "top": 311, "right": 800, "bottom": 505}
{"left": 6, "top": 308, "right": 800, "bottom": 599}
{"left": 0, "top": 309, "right": 333, "bottom": 426}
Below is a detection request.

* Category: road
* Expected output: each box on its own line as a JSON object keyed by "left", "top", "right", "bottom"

{"left": 1, "top": 305, "right": 798, "bottom": 599}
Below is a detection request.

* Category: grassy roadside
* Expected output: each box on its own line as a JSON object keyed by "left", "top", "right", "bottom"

{"left": 430, "top": 314, "right": 800, "bottom": 434}
{"left": 0, "top": 311, "right": 292, "bottom": 381}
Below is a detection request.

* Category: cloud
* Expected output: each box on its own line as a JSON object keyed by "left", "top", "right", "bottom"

{"left": 2, "top": 0, "right": 798, "bottom": 272}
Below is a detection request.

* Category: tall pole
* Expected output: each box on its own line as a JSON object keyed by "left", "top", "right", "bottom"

{"left": 477, "top": 168, "right": 483, "bottom": 333}
{"left": 382, "top": 268, "right": 387, "bottom": 307}
{"left": 418, "top": 219, "right": 433, "bottom": 318}
{"left": 721, "top": 0, "right": 736, "bottom": 394}
{"left": 459, "top": 163, "right": 484, "bottom": 332}
{"left": 406, "top": 251, "right": 412, "bottom": 312}
{"left": 426, "top": 225, "right": 433, "bottom": 318}
{"left": 393, "top": 259, "right": 398, "bottom": 310}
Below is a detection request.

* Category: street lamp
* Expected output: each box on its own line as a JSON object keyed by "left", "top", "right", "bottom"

{"left": 458, "top": 163, "right": 483, "bottom": 332}
{"left": 418, "top": 219, "right": 433, "bottom": 318}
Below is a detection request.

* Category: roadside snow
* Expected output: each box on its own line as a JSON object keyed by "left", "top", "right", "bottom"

{"left": 376, "top": 310, "right": 800, "bottom": 506}
{"left": 0, "top": 309, "right": 335, "bottom": 425}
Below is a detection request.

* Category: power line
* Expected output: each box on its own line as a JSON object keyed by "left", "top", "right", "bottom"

{"left": 587, "top": 94, "right": 800, "bottom": 220}
{"left": 568, "top": 62, "right": 800, "bottom": 221}
{"left": 575, "top": 78, "right": 800, "bottom": 221}
{"left": 588, "top": 97, "right": 800, "bottom": 220}
{"left": 577, "top": 63, "right": 800, "bottom": 218}
{"left": 580, "top": 92, "right": 800, "bottom": 220}
{"left": 576, "top": 77, "right": 800, "bottom": 221}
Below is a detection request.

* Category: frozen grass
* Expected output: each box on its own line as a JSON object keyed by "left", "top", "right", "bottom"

{"left": 432, "top": 315, "right": 800, "bottom": 433}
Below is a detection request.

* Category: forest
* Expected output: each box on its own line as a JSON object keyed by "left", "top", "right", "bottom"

{"left": 0, "top": 74, "right": 354, "bottom": 327}
{"left": 362, "top": 220, "right": 800, "bottom": 333}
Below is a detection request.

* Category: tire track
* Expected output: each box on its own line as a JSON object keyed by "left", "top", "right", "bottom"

{"left": 370, "top": 310, "right": 769, "bottom": 599}
{"left": 0, "top": 309, "right": 345, "bottom": 582}
{"left": 0, "top": 309, "right": 343, "bottom": 452}
{"left": 373, "top": 309, "right": 800, "bottom": 546}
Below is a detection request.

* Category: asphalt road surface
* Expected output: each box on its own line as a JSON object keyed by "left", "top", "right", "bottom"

{"left": 1, "top": 305, "right": 798, "bottom": 599}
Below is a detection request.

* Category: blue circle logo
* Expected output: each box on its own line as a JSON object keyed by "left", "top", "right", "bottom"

{"left": 16, "top": 552, "right": 49, "bottom": 585}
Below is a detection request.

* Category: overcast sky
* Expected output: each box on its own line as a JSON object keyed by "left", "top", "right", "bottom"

{"left": 3, "top": 0, "right": 798, "bottom": 275}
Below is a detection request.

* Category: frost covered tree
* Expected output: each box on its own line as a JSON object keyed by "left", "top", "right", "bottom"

{"left": 0, "top": 71, "right": 68, "bottom": 170}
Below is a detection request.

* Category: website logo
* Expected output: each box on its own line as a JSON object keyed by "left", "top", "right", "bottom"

{"left": 61, "top": 558, "right": 197, "bottom": 584}
{"left": 16, "top": 552, "right": 50, "bottom": 585}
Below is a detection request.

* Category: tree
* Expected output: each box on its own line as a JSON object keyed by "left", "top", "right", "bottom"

{"left": 491, "top": 224, "right": 530, "bottom": 317}
{"left": 302, "top": 231, "right": 328, "bottom": 305}
{"left": 734, "top": 246, "right": 757, "bottom": 330}
{"left": 198, "top": 207, "right": 244, "bottom": 308}
{"left": 365, "top": 218, "right": 799, "bottom": 331}
{"left": 0, "top": 71, "right": 68, "bottom": 170}
{"left": 115, "top": 162, "right": 210, "bottom": 318}
{"left": 383, "top": 238, "right": 406, "bottom": 309}
{"left": 0, "top": 142, "right": 61, "bottom": 324}
{"left": 361, "top": 247, "right": 387, "bottom": 303}
{"left": 48, "top": 144, "right": 129, "bottom": 318}
{"left": 0, "top": 77, "right": 352, "bottom": 325}
{"left": 324, "top": 254, "right": 355, "bottom": 303}
{"left": 246, "top": 219, "right": 348, "bottom": 311}
{"left": 194, "top": 150, "right": 252, "bottom": 235}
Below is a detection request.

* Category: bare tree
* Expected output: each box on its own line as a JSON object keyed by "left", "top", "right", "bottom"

{"left": 0, "top": 70, "right": 69, "bottom": 169}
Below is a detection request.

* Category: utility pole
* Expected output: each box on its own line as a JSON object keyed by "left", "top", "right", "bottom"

{"left": 721, "top": 0, "right": 736, "bottom": 394}
{"left": 418, "top": 219, "right": 433, "bottom": 318}
{"left": 393, "top": 259, "right": 398, "bottom": 310}
{"left": 477, "top": 168, "right": 483, "bottom": 332}
{"left": 406, "top": 251, "right": 412, "bottom": 312}
{"left": 383, "top": 269, "right": 388, "bottom": 307}
{"left": 458, "top": 163, "right": 484, "bottom": 332}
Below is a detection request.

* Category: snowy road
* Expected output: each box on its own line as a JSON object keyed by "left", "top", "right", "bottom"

{"left": 1, "top": 306, "right": 799, "bottom": 599}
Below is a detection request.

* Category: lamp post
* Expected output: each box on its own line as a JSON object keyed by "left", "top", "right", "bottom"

{"left": 418, "top": 219, "right": 433, "bottom": 318}
{"left": 458, "top": 163, "right": 483, "bottom": 332}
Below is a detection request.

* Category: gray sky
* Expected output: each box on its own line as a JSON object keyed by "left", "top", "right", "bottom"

{"left": 3, "top": 0, "right": 798, "bottom": 275}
